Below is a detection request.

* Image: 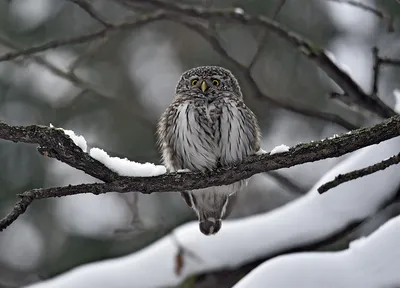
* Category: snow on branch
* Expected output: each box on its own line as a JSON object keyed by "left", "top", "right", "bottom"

{"left": 1, "top": 115, "right": 400, "bottom": 231}
{"left": 233, "top": 213, "right": 400, "bottom": 288}
{"left": 24, "top": 136, "right": 400, "bottom": 288}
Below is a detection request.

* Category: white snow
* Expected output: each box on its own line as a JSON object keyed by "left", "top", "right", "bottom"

{"left": 270, "top": 144, "right": 290, "bottom": 155}
{"left": 255, "top": 148, "right": 268, "bottom": 155}
{"left": 0, "top": 218, "right": 44, "bottom": 271}
{"left": 233, "top": 215, "right": 400, "bottom": 288}
{"left": 50, "top": 124, "right": 87, "bottom": 152}
{"left": 234, "top": 7, "right": 244, "bottom": 15}
{"left": 89, "top": 147, "right": 166, "bottom": 177}
{"left": 393, "top": 89, "right": 400, "bottom": 114}
{"left": 25, "top": 137, "right": 400, "bottom": 288}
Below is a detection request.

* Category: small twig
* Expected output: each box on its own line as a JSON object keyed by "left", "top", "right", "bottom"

{"left": 0, "top": 11, "right": 165, "bottom": 62}
{"left": 329, "top": 92, "right": 366, "bottom": 115}
{"left": 318, "top": 152, "right": 400, "bottom": 194}
{"left": 378, "top": 57, "right": 400, "bottom": 66}
{"left": 68, "top": 36, "right": 110, "bottom": 73}
{"left": 68, "top": 0, "right": 113, "bottom": 27}
{"left": 1, "top": 115, "right": 400, "bottom": 231}
{"left": 0, "top": 34, "right": 111, "bottom": 100}
{"left": 267, "top": 171, "right": 307, "bottom": 195}
{"left": 325, "top": 0, "right": 394, "bottom": 32}
{"left": 372, "top": 46, "right": 380, "bottom": 96}
{"left": 0, "top": 5, "right": 394, "bottom": 118}
{"left": 0, "top": 196, "right": 34, "bottom": 231}
{"left": 248, "top": 0, "right": 287, "bottom": 70}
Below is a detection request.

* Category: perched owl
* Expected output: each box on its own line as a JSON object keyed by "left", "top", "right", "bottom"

{"left": 157, "top": 66, "right": 260, "bottom": 235}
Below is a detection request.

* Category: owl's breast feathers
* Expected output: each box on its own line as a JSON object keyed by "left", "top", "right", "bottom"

{"left": 157, "top": 96, "right": 260, "bottom": 172}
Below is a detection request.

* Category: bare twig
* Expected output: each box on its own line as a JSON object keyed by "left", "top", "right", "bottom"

{"left": 0, "top": 34, "right": 110, "bottom": 99}
{"left": 248, "top": 0, "right": 287, "bottom": 70}
{"left": 1, "top": 115, "right": 400, "bottom": 231}
{"left": 127, "top": 1, "right": 395, "bottom": 118}
{"left": 318, "top": 152, "right": 400, "bottom": 194}
{"left": 181, "top": 20, "right": 358, "bottom": 130}
{"left": 0, "top": 11, "right": 165, "bottom": 62}
{"left": 68, "top": 0, "right": 113, "bottom": 27}
{"left": 0, "top": 5, "right": 393, "bottom": 118}
{"left": 68, "top": 36, "right": 109, "bottom": 73}
{"left": 372, "top": 46, "right": 380, "bottom": 95}
{"left": 325, "top": 0, "right": 394, "bottom": 32}
{"left": 379, "top": 57, "right": 400, "bottom": 66}
{"left": 267, "top": 171, "right": 307, "bottom": 195}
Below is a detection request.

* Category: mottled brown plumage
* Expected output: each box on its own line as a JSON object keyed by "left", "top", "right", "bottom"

{"left": 157, "top": 66, "right": 260, "bottom": 235}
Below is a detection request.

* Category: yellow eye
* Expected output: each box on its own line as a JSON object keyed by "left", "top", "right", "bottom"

{"left": 191, "top": 79, "right": 198, "bottom": 86}
{"left": 212, "top": 79, "right": 220, "bottom": 86}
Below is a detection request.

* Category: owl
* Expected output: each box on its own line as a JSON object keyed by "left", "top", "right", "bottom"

{"left": 157, "top": 66, "right": 260, "bottom": 235}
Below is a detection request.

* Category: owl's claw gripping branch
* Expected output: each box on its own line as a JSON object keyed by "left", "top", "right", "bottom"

{"left": 1, "top": 115, "right": 400, "bottom": 231}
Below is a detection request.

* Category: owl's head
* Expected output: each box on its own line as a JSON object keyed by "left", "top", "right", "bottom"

{"left": 176, "top": 66, "right": 242, "bottom": 98}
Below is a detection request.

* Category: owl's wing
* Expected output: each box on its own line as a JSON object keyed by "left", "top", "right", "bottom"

{"left": 218, "top": 99, "right": 260, "bottom": 165}
{"left": 180, "top": 192, "right": 192, "bottom": 207}
{"left": 156, "top": 102, "right": 184, "bottom": 172}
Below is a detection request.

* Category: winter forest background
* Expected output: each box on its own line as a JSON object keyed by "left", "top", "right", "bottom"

{"left": 1, "top": 0, "right": 400, "bottom": 287}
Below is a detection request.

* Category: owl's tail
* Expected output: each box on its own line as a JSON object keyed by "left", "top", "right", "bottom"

{"left": 199, "top": 218, "right": 222, "bottom": 235}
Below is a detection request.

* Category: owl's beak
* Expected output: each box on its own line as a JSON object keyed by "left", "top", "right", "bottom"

{"left": 201, "top": 81, "right": 208, "bottom": 92}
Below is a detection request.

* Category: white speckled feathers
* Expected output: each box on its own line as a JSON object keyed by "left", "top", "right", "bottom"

{"left": 157, "top": 66, "right": 260, "bottom": 235}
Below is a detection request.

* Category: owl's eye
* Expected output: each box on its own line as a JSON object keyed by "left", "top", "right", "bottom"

{"left": 212, "top": 79, "right": 220, "bottom": 86}
{"left": 191, "top": 79, "right": 199, "bottom": 86}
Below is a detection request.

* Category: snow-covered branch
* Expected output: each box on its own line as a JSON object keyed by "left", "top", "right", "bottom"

{"left": 233, "top": 213, "right": 400, "bottom": 288}
{"left": 1, "top": 115, "right": 400, "bottom": 231}
{"left": 24, "top": 136, "right": 400, "bottom": 288}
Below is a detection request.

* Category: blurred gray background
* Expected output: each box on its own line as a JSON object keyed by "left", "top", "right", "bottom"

{"left": 0, "top": 0, "right": 400, "bottom": 287}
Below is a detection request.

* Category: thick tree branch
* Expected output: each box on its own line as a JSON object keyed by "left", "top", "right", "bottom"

{"left": 318, "top": 152, "right": 400, "bottom": 194}
{"left": 0, "top": 123, "right": 120, "bottom": 182}
{"left": 1, "top": 115, "right": 400, "bottom": 231}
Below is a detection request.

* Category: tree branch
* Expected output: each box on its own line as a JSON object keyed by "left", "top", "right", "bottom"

{"left": 372, "top": 46, "right": 380, "bottom": 95}
{"left": 325, "top": 0, "right": 394, "bottom": 32}
{"left": 318, "top": 152, "right": 400, "bottom": 194}
{"left": 370, "top": 47, "right": 400, "bottom": 102}
{"left": 0, "top": 5, "right": 395, "bottom": 119}
{"left": 248, "top": 0, "right": 287, "bottom": 70}
{"left": 68, "top": 0, "right": 113, "bottom": 27}
{"left": 128, "top": 1, "right": 396, "bottom": 118}
{"left": 0, "top": 11, "right": 166, "bottom": 62}
{"left": 0, "top": 123, "right": 120, "bottom": 182}
{"left": 1, "top": 115, "right": 400, "bottom": 231}
{"left": 178, "top": 19, "right": 358, "bottom": 130}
